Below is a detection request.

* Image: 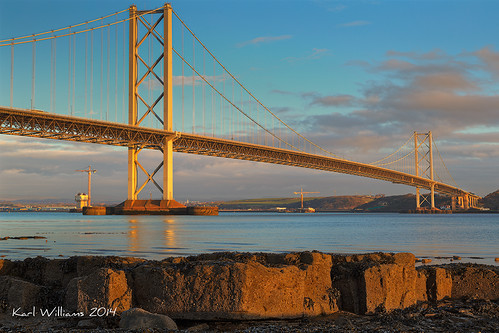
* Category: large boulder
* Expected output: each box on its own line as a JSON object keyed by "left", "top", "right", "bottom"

{"left": 64, "top": 268, "right": 132, "bottom": 314}
{"left": 133, "top": 251, "right": 337, "bottom": 320}
{"left": 424, "top": 267, "right": 452, "bottom": 302}
{"left": 331, "top": 252, "right": 427, "bottom": 314}
{"left": 448, "top": 265, "right": 499, "bottom": 300}
{"left": 0, "top": 276, "right": 42, "bottom": 313}
{"left": 119, "top": 308, "right": 177, "bottom": 330}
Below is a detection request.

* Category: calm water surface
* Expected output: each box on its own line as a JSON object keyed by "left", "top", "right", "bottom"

{"left": 0, "top": 212, "right": 497, "bottom": 265}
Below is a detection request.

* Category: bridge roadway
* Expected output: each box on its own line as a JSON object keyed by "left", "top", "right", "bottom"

{"left": 0, "top": 106, "right": 477, "bottom": 199}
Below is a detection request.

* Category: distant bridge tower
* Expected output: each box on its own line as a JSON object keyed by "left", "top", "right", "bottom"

{"left": 126, "top": 4, "right": 183, "bottom": 208}
{"left": 414, "top": 131, "right": 435, "bottom": 209}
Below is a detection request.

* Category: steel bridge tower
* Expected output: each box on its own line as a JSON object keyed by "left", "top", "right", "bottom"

{"left": 414, "top": 131, "right": 435, "bottom": 209}
{"left": 126, "top": 4, "right": 183, "bottom": 208}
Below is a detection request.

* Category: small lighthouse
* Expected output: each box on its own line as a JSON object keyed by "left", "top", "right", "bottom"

{"left": 75, "top": 193, "right": 89, "bottom": 209}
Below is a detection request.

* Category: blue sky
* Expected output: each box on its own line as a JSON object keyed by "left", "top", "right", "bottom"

{"left": 1, "top": 0, "right": 499, "bottom": 202}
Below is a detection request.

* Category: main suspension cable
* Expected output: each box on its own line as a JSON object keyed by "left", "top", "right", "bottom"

{"left": 370, "top": 133, "right": 415, "bottom": 165}
{"left": 0, "top": 6, "right": 163, "bottom": 47}
{"left": 171, "top": 8, "right": 342, "bottom": 159}
{"left": 173, "top": 48, "right": 301, "bottom": 152}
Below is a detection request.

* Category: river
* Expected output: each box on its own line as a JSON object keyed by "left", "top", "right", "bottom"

{"left": 0, "top": 212, "right": 497, "bottom": 265}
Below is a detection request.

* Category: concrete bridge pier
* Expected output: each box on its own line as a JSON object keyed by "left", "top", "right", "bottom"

{"left": 451, "top": 194, "right": 479, "bottom": 210}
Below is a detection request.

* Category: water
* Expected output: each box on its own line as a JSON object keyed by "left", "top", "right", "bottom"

{"left": 0, "top": 212, "right": 497, "bottom": 265}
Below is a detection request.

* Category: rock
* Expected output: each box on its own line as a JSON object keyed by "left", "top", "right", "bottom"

{"left": 422, "top": 259, "right": 432, "bottom": 264}
{"left": 186, "top": 323, "right": 210, "bottom": 331}
{"left": 119, "top": 308, "right": 177, "bottom": 330}
{"left": 495, "top": 257, "right": 499, "bottom": 262}
{"left": 0, "top": 276, "right": 42, "bottom": 312}
{"left": 449, "top": 265, "right": 499, "bottom": 300}
{"left": 301, "top": 252, "right": 339, "bottom": 316}
{"left": 393, "top": 253, "right": 416, "bottom": 267}
{"left": 133, "top": 251, "right": 337, "bottom": 320}
{"left": 425, "top": 267, "right": 452, "bottom": 302}
{"left": 363, "top": 264, "right": 421, "bottom": 313}
{"left": 77, "top": 319, "right": 98, "bottom": 329}
{"left": 64, "top": 268, "right": 132, "bottom": 314}
{"left": 42, "top": 258, "right": 77, "bottom": 288}
{"left": 0, "top": 259, "right": 14, "bottom": 275}
{"left": 76, "top": 256, "right": 145, "bottom": 277}
{"left": 453, "top": 256, "right": 461, "bottom": 260}
{"left": 331, "top": 253, "right": 425, "bottom": 314}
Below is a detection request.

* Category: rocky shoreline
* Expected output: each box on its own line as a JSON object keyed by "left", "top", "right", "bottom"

{"left": 1, "top": 251, "right": 498, "bottom": 332}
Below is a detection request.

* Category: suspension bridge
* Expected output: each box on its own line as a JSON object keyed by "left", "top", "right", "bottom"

{"left": 0, "top": 4, "right": 479, "bottom": 213}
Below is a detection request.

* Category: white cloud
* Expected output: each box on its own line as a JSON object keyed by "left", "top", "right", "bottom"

{"left": 236, "top": 35, "right": 292, "bottom": 48}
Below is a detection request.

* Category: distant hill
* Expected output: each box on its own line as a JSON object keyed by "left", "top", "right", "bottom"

{"left": 218, "top": 195, "right": 376, "bottom": 211}
{"left": 218, "top": 193, "right": 457, "bottom": 212}
{"left": 355, "top": 194, "right": 451, "bottom": 212}
{"left": 480, "top": 190, "right": 499, "bottom": 210}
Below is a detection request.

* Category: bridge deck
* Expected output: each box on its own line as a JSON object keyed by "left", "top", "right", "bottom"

{"left": 0, "top": 107, "right": 477, "bottom": 199}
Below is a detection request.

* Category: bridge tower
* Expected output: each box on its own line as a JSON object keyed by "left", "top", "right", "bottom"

{"left": 126, "top": 4, "right": 183, "bottom": 208}
{"left": 414, "top": 131, "right": 435, "bottom": 209}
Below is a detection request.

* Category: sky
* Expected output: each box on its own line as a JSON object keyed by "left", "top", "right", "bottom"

{"left": 0, "top": 0, "right": 498, "bottom": 202}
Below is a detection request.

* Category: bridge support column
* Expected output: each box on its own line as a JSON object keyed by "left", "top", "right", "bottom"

{"left": 125, "top": 4, "right": 181, "bottom": 208}
{"left": 429, "top": 132, "right": 435, "bottom": 209}
{"left": 128, "top": 148, "right": 137, "bottom": 200}
{"left": 127, "top": 5, "right": 138, "bottom": 201}
{"left": 414, "top": 131, "right": 435, "bottom": 210}
{"left": 464, "top": 195, "right": 470, "bottom": 210}
{"left": 415, "top": 187, "right": 421, "bottom": 209}
{"left": 163, "top": 3, "right": 173, "bottom": 201}
{"left": 430, "top": 183, "right": 435, "bottom": 209}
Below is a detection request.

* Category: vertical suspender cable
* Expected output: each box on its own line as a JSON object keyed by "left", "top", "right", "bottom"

{"left": 181, "top": 25, "right": 184, "bottom": 132}
{"left": 240, "top": 86, "right": 243, "bottom": 141}
{"left": 192, "top": 36, "right": 195, "bottom": 133}
{"left": 202, "top": 49, "right": 205, "bottom": 134}
{"left": 31, "top": 40, "right": 36, "bottom": 109}
{"left": 100, "top": 22, "right": 103, "bottom": 120}
{"left": 50, "top": 35, "right": 54, "bottom": 112}
{"left": 251, "top": 98, "right": 253, "bottom": 143}
{"left": 68, "top": 31, "right": 71, "bottom": 115}
{"left": 115, "top": 20, "right": 118, "bottom": 122}
{"left": 212, "top": 57, "right": 215, "bottom": 136}
{"left": 148, "top": 16, "right": 152, "bottom": 127}
{"left": 72, "top": 33, "right": 76, "bottom": 116}
{"left": 231, "top": 79, "right": 234, "bottom": 139}
{"left": 272, "top": 117, "right": 275, "bottom": 146}
{"left": 106, "top": 26, "right": 110, "bottom": 121}
{"left": 123, "top": 21, "right": 126, "bottom": 123}
{"left": 85, "top": 25, "right": 88, "bottom": 118}
{"left": 53, "top": 39, "right": 56, "bottom": 112}
{"left": 90, "top": 30, "right": 94, "bottom": 119}
{"left": 10, "top": 43, "right": 14, "bottom": 108}
{"left": 222, "top": 71, "right": 225, "bottom": 136}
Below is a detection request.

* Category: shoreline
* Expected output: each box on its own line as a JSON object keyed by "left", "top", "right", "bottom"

{"left": 1, "top": 251, "right": 498, "bottom": 331}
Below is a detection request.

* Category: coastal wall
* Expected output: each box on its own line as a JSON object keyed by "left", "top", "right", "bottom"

{"left": 0, "top": 252, "right": 497, "bottom": 320}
